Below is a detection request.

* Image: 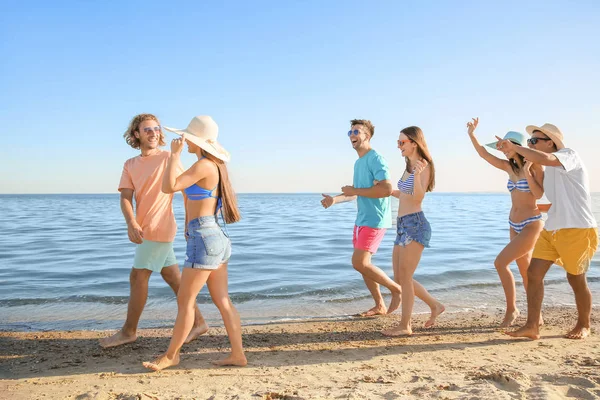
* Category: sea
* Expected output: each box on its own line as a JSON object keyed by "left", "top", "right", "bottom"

{"left": 1, "top": 193, "right": 599, "bottom": 331}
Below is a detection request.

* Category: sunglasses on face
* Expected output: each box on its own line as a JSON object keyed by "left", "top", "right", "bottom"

{"left": 143, "top": 126, "right": 161, "bottom": 133}
{"left": 527, "top": 137, "right": 552, "bottom": 145}
{"left": 398, "top": 139, "right": 412, "bottom": 147}
{"left": 348, "top": 129, "right": 362, "bottom": 136}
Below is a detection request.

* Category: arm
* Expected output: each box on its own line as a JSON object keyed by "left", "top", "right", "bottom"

{"left": 162, "top": 136, "right": 210, "bottom": 193}
{"left": 524, "top": 162, "right": 544, "bottom": 199}
{"left": 496, "top": 137, "right": 562, "bottom": 167}
{"left": 391, "top": 190, "right": 400, "bottom": 199}
{"left": 120, "top": 189, "right": 143, "bottom": 244}
{"left": 349, "top": 180, "right": 393, "bottom": 198}
{"left": 411, "top": 163, "right": 430, "bottom": 203}
{"left": 467, "top": 118, "right": 510, "bottom": 172}
{"left": 321, "top": 193, "right": 356, "bottom": 209}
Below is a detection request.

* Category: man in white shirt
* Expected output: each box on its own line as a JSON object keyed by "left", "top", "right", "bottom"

{"left": 497, "top": 123, "right": 598, "bottom": 340}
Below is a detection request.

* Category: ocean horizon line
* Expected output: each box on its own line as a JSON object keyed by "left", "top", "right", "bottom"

{"left": 4, "top": 191, "right": 598, "bottom": 196}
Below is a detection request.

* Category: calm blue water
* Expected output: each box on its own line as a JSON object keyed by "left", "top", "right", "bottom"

{"left": 1, "top": 193, "right": 599, "bottom": 331}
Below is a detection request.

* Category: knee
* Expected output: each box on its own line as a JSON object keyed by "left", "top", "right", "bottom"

{"left": 213, "top": 296, "right": 232, "bottom": 312}
{"left": 130, "top": 269, "right": 150, "bottom": 285}
{"left": 527, "top": 267, "right": 545, "bottom": 283}
{"left": 161, "top": 268, "right": 180, "bottom": 285}
{"left": 494, "top": 257, "right": 508, "bottom": 271}
{"left": 352, "top": 259, "right": 368, "bottom": 272}
{"left": 567, "top": 273, "right": 586, "bottom": 288}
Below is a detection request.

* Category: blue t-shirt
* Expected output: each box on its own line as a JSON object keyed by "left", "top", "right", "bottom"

{"left": 353, "top": 149, "right": 391, "bottom": 229}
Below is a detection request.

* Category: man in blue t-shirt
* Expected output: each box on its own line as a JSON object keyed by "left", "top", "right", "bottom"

{"left": 321, "top": 119, "right": 402, "bottom": 316}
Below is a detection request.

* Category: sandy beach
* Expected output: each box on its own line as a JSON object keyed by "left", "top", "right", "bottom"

{"left": 1, "top": 306, "right": 599, "bottom": 400}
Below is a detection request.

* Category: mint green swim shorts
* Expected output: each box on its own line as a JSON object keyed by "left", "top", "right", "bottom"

{"left": 133, "top": 239, "right": 178, "bottom": 272}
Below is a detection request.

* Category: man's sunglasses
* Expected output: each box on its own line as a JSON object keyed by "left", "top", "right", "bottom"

{"left": 143, "top": 126, "right": 161, "bottom": 133}
{"left": 527, "top": 137, "right": 552, "bottom": 145}
{"left": 348, "top": 129, "right": 361, "bottom": 136}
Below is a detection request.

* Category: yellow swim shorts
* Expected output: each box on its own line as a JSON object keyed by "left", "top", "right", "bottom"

{"left": 532, "top": 228, "right": 598, "bottom": 275}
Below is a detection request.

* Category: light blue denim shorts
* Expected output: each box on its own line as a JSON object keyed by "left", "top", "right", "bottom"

{"left": 184, "top": 216, "right": 231, "bottom": 270}
{"left": 395, "top": 211, "right": 432, "bottom": 248}
{"left": 133, "top": 240, "right": 177, "bottom": 273}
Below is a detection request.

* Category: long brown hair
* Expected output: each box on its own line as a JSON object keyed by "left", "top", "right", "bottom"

{"left": 508, "top": 151, "right": 526, "bottom": 175}
{"left": 204, "top": 151, "right": 241, "bottom": 224}
{"left": 401, "top": 126, "right": 435, "bottom": 192}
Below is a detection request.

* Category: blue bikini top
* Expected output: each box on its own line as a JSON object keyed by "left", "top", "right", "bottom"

{"left": 507, "top": 179, "right": 531, "bottom": 193}
{"left": 397, "top": 172, "right": 414, "bottom": 195}
{"left": 184, "top": 156, "right": 222, "bottom": 210}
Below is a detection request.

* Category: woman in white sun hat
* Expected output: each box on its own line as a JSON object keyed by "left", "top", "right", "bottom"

{"left": 467, "top": 117, "right": 545, "bottom": 328}
{"left": 143, "top": 115, "right": 246, "bottom": 371}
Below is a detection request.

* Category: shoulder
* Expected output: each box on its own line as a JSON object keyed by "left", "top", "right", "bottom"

{"left": 368, "top": 150, "right": 388, "bottom": 164}
{"left": 123, "top": 155, "right": 140, "bottom": 168}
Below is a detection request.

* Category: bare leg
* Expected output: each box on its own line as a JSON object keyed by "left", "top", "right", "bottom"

{"left": 360, "top": 276, "right": 387, "bottom": 316}
{"left": 352, "top": 250, "right": 401, "bottom": 315}
{"left": 100, "top": 268, "right": 152, "bottom": 348}
{"left": 382, "top": 242, "right": 424, "bottom": 336}
{"left": 565, "top": 272, "right": 592, "bottom": 339}
{"left": 143, "top": 268, "right": 212, "bottom": 371}
{"left": 507, "top": 258, "right": 553, "bottom": 340}
{"left": 391, "top": 246, "right": 444, "bottom": 326}
{"left": 495, "top": 222, "right": 542, "bottom": 328}
{"left": 161, "top": 264, "right": 209, "bottom": 343}
{"left": 206, "top": 263, "right": 247, "bottom": 366}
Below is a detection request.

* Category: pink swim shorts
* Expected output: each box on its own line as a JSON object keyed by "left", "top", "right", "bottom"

{"left": 352, "top": 225, "right": 386, "bottom": 254}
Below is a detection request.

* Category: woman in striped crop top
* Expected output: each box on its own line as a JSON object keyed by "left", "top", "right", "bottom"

{"left": 382, "top": 127, "right": 445, "bottom": 337}
{"left": 467, "top": 117, "right": 545, "bottom": 328}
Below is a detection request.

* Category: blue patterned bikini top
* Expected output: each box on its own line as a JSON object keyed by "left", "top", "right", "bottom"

{"left": 507, "top": 179, "right": 531, "bottom": 193}
{"left": 397, "top": 172, "right": 414, "bottom": 195}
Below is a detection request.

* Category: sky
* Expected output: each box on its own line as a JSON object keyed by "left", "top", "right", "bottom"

{"left": 1, "top": 0, "right": 599, "bottom": 194}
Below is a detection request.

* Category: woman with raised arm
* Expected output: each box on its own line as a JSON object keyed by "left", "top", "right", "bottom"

{"left": 467, "top": 117, "right": 544, "bottom": 327}
{"left": 383, "top": 126, "right": 445, "bottom": 337}
{"left": 143, "top": 116, "right": 246, "bottom": 371}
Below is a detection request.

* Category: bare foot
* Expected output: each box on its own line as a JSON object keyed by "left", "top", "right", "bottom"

{"left": 184, "top": 322, "right": 209, "bottom": 344}
{"left": 505, "top": 325, "right": 540, "bottom": 340}
{"left": 359, "top": 305, "right": 387, "bottom": 317}
{"left": 424, "top": 302, "right": 445, "bottom": 328}
{"left": 564, "top": 325, "right": 591, "bottom": 340}
{"left": 99, "top": 330, "right": 137, "bottom": 348}
{"left": 499, "top": 309, "right": 520, "bottom": 328}
{"left": 382, "top": 325, "right": 412, "bottom": 337}
{"left": 142, "top": 352, "right": 180, "bottom": 371}
{"left": 212, "top": 354, "right": 247, "bottom": 367}
{"left": 387, "top": 291, "right": 402, "bottom": 315}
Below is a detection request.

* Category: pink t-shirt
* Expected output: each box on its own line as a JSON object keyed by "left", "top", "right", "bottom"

{"left": 118, "top": 150, "right": 180, "bottom": 242}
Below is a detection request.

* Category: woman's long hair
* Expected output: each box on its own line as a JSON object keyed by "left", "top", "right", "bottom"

{"left": 508, "top": 149, "right": 525, "bottom": 175}
{"left": 401, "top": 126, "right": 435, "bottom": 192}
{"left": 204, "top": 151, "right": 241, "bottom": 224}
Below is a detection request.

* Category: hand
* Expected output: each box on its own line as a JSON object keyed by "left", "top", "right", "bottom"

{"left": 321, "top": 193, "right": 335, "bottom": 209}
{"left": 413, "top": 159, "right": 428, "bottom": 175}
{"left": 171, "top": 134, "right": 185, "bottom": 155}
{"left": 495, "top": 136, "right": 516, "bottom": 153}
{"left": 127, "top": 221, "right": 144, "bottom": 244}
{"left": 341, "top": 185, "right": 356, "bottom": 196}
{"left": 467, "top": 117, "right": 479, "bottom": 136}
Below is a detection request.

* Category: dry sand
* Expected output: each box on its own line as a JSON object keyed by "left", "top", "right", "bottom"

{"left": 1, "top": 307, "right": 599, "bottom": 399}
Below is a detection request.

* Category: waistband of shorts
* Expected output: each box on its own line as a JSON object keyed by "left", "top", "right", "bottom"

{"left": 397, "top": 211, "right": 426, "bottom": 222}
{"left": 188, "top": 215, "right": 220, "bottom": 227}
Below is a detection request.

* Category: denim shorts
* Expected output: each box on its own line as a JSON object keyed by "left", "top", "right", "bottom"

{"left": 395, "top": 211, "right": 432, "bottom": 248}
{"left": 184, "top": 216, "right": 231, "bottom": 270}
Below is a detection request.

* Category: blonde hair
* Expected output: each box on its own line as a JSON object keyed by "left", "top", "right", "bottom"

{"left": 123, "top": 113, "right": 166, "bottom": 149}
{"left": 401, "top": 126, "right": 435, "bottom": 192}
{"left": 350, "top": 119, "right": 375, "bottom": 137}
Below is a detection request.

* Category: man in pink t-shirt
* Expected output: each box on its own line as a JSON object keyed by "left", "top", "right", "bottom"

{"left": 99, "top": 114, "right": 208, "bottom": 348}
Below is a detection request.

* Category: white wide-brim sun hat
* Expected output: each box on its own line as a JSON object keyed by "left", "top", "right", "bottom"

{"left": 163, "top": 115, "right": 231, "bottom": 162}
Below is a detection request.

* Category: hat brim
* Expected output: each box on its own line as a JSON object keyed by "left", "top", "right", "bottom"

{"left": 164, "top": 126, "right": 231, "bottom": 162}
{"left": 526, "top": 125, "right": 565, "bottom": 150}
{"left": 485, "top": 139, "right": 521, "bottom": 151}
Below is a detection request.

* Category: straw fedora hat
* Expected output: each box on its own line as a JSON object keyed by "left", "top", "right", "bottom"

{"left": 525, "top": 123, "right": 565, "bottom": 150}
{"left": 164, "top": 116, "right": 231, "bottom": 162}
